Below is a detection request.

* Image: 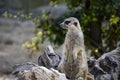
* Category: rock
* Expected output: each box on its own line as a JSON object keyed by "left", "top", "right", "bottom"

{"left": 88, "top": 47, "right": 120, "bottom": 80}
{"left": 12, "top": 62, "right": 68, "bottom": 80}
{"left": 38, "top": 45, "right": 61, "bottom": 69}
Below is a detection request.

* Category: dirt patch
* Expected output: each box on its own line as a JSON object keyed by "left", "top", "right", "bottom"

{"left": 0, "top": 74, "right": 17, "bottom": 80}
{"left": 0, "top": 18, "right": 39, "bottom": 75}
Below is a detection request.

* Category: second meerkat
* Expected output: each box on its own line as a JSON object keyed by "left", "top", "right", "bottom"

{"left": 58, "top": 17, "right": 88, "bottom": 80}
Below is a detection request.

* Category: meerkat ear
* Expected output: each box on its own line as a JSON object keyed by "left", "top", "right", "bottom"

{"left": 73, "top": 22, "right": 77, "bottom": 26}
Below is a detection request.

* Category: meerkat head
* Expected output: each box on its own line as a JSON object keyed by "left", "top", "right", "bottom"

{"left": 60, "top": 17, "right": 81, "bottom": 30}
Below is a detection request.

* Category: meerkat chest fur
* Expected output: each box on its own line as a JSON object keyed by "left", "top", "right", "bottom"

{"left": 64, "top": 29, "right": 85, "bottom": 59}
{"left": 65, "top": 29, "right": 84, "bottom": 47}
{"left": 63, "top": 28, "right": 87, "bottom": 79}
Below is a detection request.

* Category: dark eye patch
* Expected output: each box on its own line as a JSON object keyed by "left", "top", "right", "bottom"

{"left": 65, "top": 21, "right": 70, "bottom": 25}
{"left": 74, "top": 22, "right": 77, "bottom": 26}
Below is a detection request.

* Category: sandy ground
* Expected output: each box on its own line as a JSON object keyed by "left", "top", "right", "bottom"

{"left": 0, "top": 74, "right": 17, "bottom": 80}
{"left": 0, "top": 18, "right": 42, "bottom": 79}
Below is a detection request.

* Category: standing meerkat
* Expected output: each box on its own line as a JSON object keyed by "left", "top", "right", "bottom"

{"left": 58, "top": 17, "right": 88, "bottom": 80}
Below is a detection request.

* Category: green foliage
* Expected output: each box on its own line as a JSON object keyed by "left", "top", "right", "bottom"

{"left": 109, "top": 15, "right": 119, "bottom": 25}
{"left": 2, "top": 0, "right": 120, "bottom": 58}
{"left": 34, "top": 0, "right": 120, "bottom": 58}
{"left": 22, "top": 31, "right": 42, "bottom": 58}
{"left": 2, "top": 12, "right": 33, "bottom": 20}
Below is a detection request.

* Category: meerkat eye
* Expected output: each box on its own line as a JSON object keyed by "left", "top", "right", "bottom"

{"left": 74, "top": 22, "right": 77, "bottom": 26}
{"left": 65, "top": 21, "right": 70, "bottom": 25}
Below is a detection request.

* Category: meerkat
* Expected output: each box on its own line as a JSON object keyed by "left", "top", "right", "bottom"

{"left": 58, "top": 17, "right": 88, "bottom": 80}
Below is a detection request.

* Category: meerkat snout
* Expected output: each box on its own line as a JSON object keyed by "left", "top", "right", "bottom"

{"left": 60, "top": 17, "right": 81, "bottom": 30}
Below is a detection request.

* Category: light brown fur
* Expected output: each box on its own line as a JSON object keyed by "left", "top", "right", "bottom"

{"left": 58, "top": 17, "right": 88, "bottom": 80}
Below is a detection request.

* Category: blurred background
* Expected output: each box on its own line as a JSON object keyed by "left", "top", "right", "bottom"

{"left": 0, "top": 0, "right": 120, "bottom": 79}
